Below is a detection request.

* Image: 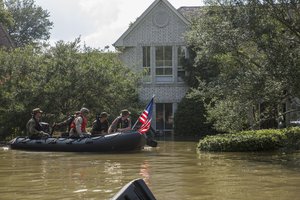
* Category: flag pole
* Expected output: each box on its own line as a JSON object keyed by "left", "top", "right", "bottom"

{"left": 132, "top": 116, "right": 139, "bottom": 130}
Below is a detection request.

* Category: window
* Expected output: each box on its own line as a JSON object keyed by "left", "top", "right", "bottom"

{"left": 156, "top": 103, "right": 173, "bottom": 131}
{"left": 142, "top": 46, "right": 151, "bottom": 82}
{"left": 141, "top": 46, "right": 190, "bottom": 83}
{"left": 155, "top": 46, "right": 173, "bottom": 82}
{"left": 177, "top": 46, "right": 187, "bottom": 82}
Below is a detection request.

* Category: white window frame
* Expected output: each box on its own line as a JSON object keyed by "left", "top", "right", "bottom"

{"left": 142, "top": 46, "right": 151, "bottom": 83}
{"left": 177, "top": 46, "right": 188, "bottom": 82}
{"left": 155, "top": 46, "right": 173, "bottom": 83}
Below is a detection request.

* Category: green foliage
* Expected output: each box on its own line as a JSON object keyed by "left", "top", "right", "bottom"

{"left": 0, "top": 0, "right": 13, "bottom": 27}
{"left": 0, "top": 39, "right": 140, "bottom": 140}
{"left": 185, "top": 1, "right": 300, "bottom": 132}
{"left": 4, "top": 0, "right": 53, "bottom": 47}
{"left": 198, "top": 127, "right": 300, "bottom": 152}
{"left": 206, "top": 99, "right": 251, "bottom": 132}
{"left": 174, "top": 94, "right": 215, "bottom": 136}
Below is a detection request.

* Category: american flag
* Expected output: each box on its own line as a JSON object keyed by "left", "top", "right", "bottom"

{"left": 137, "top": 97, "right": 154, "bottom": 134}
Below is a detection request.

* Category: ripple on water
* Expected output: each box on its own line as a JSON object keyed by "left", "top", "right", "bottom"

{"left": 1, "top": 142, "right": 300, "bottom": 200}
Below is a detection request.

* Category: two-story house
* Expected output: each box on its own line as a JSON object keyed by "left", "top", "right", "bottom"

{"left": 113, "top": 0, "right": 199, "bottom": 133}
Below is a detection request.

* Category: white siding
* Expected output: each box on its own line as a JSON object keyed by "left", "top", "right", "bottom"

{"left": 122, "top": 2, "right": 187, "bottom": 46}
{"left": 115, "top": 0, "right": 191, "bottom": 132}
{"left": 139, "top": 85, "right": 188, "bottom": 103}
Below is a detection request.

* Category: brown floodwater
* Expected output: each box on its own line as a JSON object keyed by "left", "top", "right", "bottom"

{"left": 1, "top": 140, "right": 300, "bottom": 200}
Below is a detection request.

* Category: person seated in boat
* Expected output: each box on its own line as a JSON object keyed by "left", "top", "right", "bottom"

{"left": 69, "top": 107, "right": 91, "bottom": 138}
{"left": 91, "top": 112, "right": 110, "bottom": 136}
{"left": 108, "top": 109, "right": 132, "bottom": 133}
{"left": 52, "top": 111, "right": 80, "bottom": 137}
{"left": 26, "top": 108, "right": 50, "bottom": 139}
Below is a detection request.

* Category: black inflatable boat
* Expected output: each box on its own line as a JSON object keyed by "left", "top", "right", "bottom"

{"left": 9, "top": 131, "right": 146, "bottom": 152}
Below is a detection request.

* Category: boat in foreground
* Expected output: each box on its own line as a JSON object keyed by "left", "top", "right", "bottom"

{"left": 9, "top": 130, "right": 146, "bottom": 152}
{"left": 112, "top": 178, "right": 157, "bottom": 200}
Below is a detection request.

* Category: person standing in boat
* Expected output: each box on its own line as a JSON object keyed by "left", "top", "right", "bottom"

{"left": 91, "top": 112, "right": 110, "bottom": 135}
{"left": 69, "top": 107, "right": 90, "bottom": 137}
{"left": 108, "top": 109, "right": 132, "bottom": 133}
{"left": 26, "top": 108, "right": 50, "bottom": 139}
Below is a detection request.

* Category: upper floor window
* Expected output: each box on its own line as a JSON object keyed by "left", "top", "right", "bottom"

{"left": 177, "top": 46, "right": 187, "bottom": 82}
{"left": 142, "top": 46, "right": 151, "bottom": 82}
{"left": 141, "top": 46, "right": 187, "bottom": 83}
{"left": 155, "top": 46, "right": 173, "bottom": 82}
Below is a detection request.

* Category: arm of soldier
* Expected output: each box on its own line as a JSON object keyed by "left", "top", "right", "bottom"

{"left": 91, "top": 120, "right": 101, "bottom": 135}
{"left": 108, "top": 118, "right": 118, "bottom": 133}
{"left": 102, "top": 121, "right": 110, "bottom": 134}
{"left": 75, "top": 117, "right": 83, "bottom": 134}
{"left": 27, "top": 120, "right": 41, "bottom": 135}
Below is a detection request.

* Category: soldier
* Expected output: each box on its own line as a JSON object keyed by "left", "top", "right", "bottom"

{"left": 108, "top": 109, "right": 132, "bottom": 133}
{"left": 26, "top": 108, "right": 50, "bottom": 139}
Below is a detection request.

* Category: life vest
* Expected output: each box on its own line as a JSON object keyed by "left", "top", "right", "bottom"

{"left": 117, "top": 117, "right": 129, "bottom": 129}
{"left": 70, "top": 114, "right": 87, "bottom": 132}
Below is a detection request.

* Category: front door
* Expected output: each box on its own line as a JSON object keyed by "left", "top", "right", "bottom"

{"left": 155, "top": 103, "right": 173, "bottom": 133}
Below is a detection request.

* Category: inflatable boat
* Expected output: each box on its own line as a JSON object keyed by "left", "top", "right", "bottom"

{"left": 9, "top": 131, "right": 146, "bottom": 152}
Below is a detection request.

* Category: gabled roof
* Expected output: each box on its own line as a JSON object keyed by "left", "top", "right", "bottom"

{"left": 178, "top": 6, "right": 203, "bottom": 21}
{"left": 113, "top": 0, "right": 190, "bottom": 47}
{"left": 0, "top": 23, "right": 14, "bottom": 48}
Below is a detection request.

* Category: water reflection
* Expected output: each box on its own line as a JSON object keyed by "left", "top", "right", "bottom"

{"left": 196, "top": 151, "right": 300, "bottom": 200}
{"left": 1, "top": 142, "right": 300, "bottom": 200}
{"left": 139, "top": 161, "right": 150, "bottom": 185}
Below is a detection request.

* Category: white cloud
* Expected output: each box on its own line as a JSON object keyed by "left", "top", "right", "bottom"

{"left": 78, "top": 0, "right": 121, "bottom": 26}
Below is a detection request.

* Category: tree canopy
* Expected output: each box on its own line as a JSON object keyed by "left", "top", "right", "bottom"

{"left": 0, "top": 0, "right": 13, "bottom": 27}
{"left": 185, "top": 0, "right": 300, "bottom": 132}
{"left": 4, "top": 0, "right": 53, "bottom": 47}
{"left": 0, "top": 39, "right": 140, "bottom": 140}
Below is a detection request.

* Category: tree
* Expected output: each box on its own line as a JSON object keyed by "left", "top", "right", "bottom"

{"left": 185, "top": 0, "right": 300, "bottom": 132}
{"left": 0, "top": 39, "right": 140, "bottom": 140}
{"left": 41, "top": 38, "right": 140, "bottom": 120}
{"left": 174, "top": 94, "right": 215, "bottom": 137}
{"left": 4, "top": 0, "right": 53, "bottom": 47}
{"left": 0, "top": 0, "right": 13, "bottom": 27}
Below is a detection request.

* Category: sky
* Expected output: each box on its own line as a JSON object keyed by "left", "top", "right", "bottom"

{"left": 34, "top": 0, "right": 202, "bottom": 51}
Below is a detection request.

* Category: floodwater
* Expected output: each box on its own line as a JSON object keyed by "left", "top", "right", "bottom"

{"left": 1, "top": 140, "right": 300, "bottom": 200}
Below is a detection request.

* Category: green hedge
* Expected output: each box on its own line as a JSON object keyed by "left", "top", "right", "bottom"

{"left": 198, "top": 127, "right": 300, "bottom": 152}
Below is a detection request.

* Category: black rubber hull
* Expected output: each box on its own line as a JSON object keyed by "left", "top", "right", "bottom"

{"left": 9, "top": 131, "right": 146, "bottom": 152}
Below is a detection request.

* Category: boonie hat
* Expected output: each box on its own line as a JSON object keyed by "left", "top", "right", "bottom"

{"left": 121, "top": 109, "right": 131, "bottom": 116}
{"left": 32, "top": 108, "right": 43, "bottom": 114}
{"left": 100, "top": 112, "right": 109, "bottom": 118}
{"left": 80, "top": 107, "right": 89, "bottom": 114}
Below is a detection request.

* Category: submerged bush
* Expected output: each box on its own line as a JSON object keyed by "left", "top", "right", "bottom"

{"left": 198, "top": 127, "right": 300, "bottom": 152}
